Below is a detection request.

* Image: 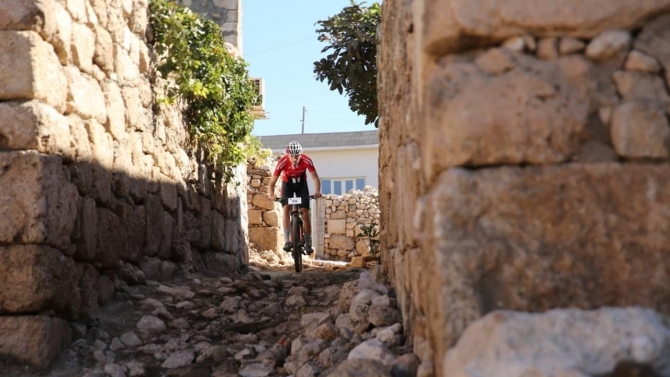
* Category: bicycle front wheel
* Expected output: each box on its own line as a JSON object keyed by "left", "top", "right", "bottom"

{"left": 291, "top": 216, "right": 302, "bottom": 273}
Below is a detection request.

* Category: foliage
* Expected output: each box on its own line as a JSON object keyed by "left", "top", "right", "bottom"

{"left": 314, "top": 1, "right": 381, "bottom": 127}
{"left": 149, "top": 0, "right": 261, "bottom": 180}
{"left": 357, "top": 221, "right": 380, "bottom": 255}
{"left": 242, "top": 136, "right": 272, "bottom": 162}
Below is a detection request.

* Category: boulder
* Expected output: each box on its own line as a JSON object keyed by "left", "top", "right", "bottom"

{"left": 0, "top": 316, "right": 72, "bottom": 369}
{"left": 444, "top": 308, "right": 670, "bottom": 376}
{"left": 422, "top": 163, "right": 670, "bottom": 366}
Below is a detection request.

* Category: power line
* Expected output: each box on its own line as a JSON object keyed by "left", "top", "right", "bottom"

{"left": 245, "top": 36, "right": 316, "bottom": 56}
{"left": 306, "top": 110, "right": 353, "bottom": 114}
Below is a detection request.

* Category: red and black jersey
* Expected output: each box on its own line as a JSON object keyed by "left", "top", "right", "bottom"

{"left": 273, "top": 154, "right": 316, "bottom": 183}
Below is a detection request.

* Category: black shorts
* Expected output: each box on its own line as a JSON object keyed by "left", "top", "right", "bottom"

{"left": 281, "top": 179, "right": 310, "bottom": 209}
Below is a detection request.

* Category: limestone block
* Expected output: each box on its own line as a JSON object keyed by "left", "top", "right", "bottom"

{"left": 635, "top": 13, "right": 670, "bottom": 87}
{"left": 224, "top": 219, "right": 239, "bottom": 252}
{"left": 356, "top": 240, "right": 369, "bottom": 256}
{"left": 114, "top": 43, "right": 138, "bottom": 83}
{"left": 0, "top": 316, "right": 72, "bottom": 369}
{"left": 160, "top": 180, "right": 178, "bottom": 212}
{"left": 263, "top": 211, "right": 280, "bottom": 227}
{"left": 94, "top": 207, "right": 122, "bottom": 269}
{"left": 65, "top": 0, "right": 88, "bottom": 22}
{"left": 71, "top": 22, "right": 95, "bottom": 72}
{"left": 211, "top": 211, "right": 226, "bottom": 252}
{"left": 0, "top": 151, "right": 78, "bottom": 250}
{"left": 585, "top": 30, "right": 632, "bottom": 61}
{"left": 423, "top": 163, "right": 670, "bottom": 364}
{"left": 145, "top": 195, "right": 164, "bottom": 256}
{"left": 331, "top": 211, "right": 346, "bottom": 220}
{"left": 0, "top": 31, "right": 67, "bottom": 112}
{"left": 248, "top": 209, "right": 262, "bottom": 225}
{"left": 625, "top": 50, "right": 662, "bottom": 73}
{"left": 64, "top": 66, "right": 107, "bottom": 124}
{"left": 94, "top": 25, "right": 115, "bottom": 75}
{"left": 138, "top": 78, "right": 152, "bottom": 107}
{"left": 612, "top": 70, "right": 670, "bottom": 108}
{"left": 0, "top": 245, "right": 79, "bottom": 316}
{"left": 425, "top": 49, "right": 588, "bottom": 177}
{"left": 139, "top": 256, "right": 162, "bottom": 281}
{"left": 248, "top": 227, "right": 282, "bottom": 252}
{"left": 444, "top": 308, "right": 670, "bottom": 376}
{"left": 158, "top": 211, "right": 174, "bottom": 260}
{"left": 73, "top": 196, "right": 97, "bottom": 261}
{"left": 77, "top": 263, "right": 99, "bottom": 318}
{"left": 0, "top": 100, "right": 74, "bottom": 159}
{"left": 330, "top": 235, "right": 354, "bottom": 250}
{"left": 197, "top": 198, "right": 213, "bottom": 250}
{"left": 540, "top": 37, "right": 559, "bottom": 60}
{"left": 120, "top": 202, "right": 145, "bottom": 262}
{"left": 106, "top": 6, "right": 125, "bottom": 43}
{"left": 122, "top": 86, "right": 142, "bottom": 130}
{"left": 420, "top": 0, "right": 670, "bottom": 55}
{"left": 51, "top": 1, "right": 73, "bottom": 65}
{"left": 84, "top": 119, "right": 113, "bottom": 169}
{"left": 130, "top": 0, "right": 149, "bottom": 35}
{"left": 84, "top": 120, "right": 113, "bottom": 205}
{"left": 0, "top": 0, "right": 59, "bottom": 41}
{"left": 610, "top": 100, "right": 670, "bottom": 158}
{"left": 252, "top": 193, "right": 276, "bottom": 211}
{"left": 89, "top": 0, "right": 108, "bottom": 28}
{"left": 328, "top": 219, "right": 346, "bottom": 235}
{"left": 558, "top": 37, "right": 586, "bottom": 55}
{"left": 67, "top": 114, "right": 92, "bottom": 163}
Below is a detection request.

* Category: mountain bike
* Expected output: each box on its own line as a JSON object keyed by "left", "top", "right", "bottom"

{"left": 275, "top": 195, "right": 314, "bottom": 273}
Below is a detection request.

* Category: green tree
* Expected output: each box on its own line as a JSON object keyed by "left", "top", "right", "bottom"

{"left": 314, "top": 1, "right": 381, "bottom": 127}
{"left": 149, "top": 0, "right": 265, "bottom": 180}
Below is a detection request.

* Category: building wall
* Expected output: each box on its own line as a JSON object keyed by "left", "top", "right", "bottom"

{"left": 177, "top": 0, "right": 242, "bottom": 53}
{"left": 378, "top": 1, "right": 670, "bottom": 376}
{"left": 302, "top": 146, "right": 379, "bottom": 193}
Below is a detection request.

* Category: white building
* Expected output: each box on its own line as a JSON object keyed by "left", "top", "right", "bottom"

{"left": 257, "top": 130, "right": 379, "bottom": 195}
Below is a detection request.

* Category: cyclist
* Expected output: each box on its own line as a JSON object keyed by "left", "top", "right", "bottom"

{"left": 268, "top": 141, "right": 322, "bottom": 254}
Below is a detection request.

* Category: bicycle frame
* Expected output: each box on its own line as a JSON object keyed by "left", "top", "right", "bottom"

{"left": 275, "top": 195, "right": 314, "bottom": 273}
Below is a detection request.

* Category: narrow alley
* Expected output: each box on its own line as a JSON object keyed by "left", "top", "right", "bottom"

{"left": 1, "top": 247, "right": 414, "bottom": 377}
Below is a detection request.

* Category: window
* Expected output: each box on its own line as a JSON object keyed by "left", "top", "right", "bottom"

{"left": 321, "top": 180, "right": 331, "bottom": 195}
{"left": 321, "top": 177, "right": 365, "bottom": 195}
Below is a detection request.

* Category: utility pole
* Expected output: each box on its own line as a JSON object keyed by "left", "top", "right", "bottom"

{"left": 301, "top": 106, "right": 306, "bottom": 134}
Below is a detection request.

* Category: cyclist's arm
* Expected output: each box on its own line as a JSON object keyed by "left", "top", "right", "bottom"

{"left": 308, "top": 169, "right": 321, "bottom": 198}
{"left": 268, "top": 174, "right": 279, "bottom": 200}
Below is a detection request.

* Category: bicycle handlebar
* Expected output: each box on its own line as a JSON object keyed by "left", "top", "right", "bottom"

{"left": 274, "top": 195, "right": 316, "bottom": 203}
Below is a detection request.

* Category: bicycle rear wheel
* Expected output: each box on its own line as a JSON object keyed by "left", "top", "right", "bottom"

{"left": 291, "top": 216, "right": 302, "bottom": 273}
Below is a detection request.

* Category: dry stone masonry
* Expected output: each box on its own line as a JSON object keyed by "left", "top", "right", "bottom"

{"left": 378, "top": 1, "right": 670, "bottom": 376}
{"left": 0, "top": 0, "right": 247, "bottom": 368}
{"left": 321, "top": 187, "right": 380, "bottom": 263}
{"left": 246, "top": 156, "right": 284, "bottom": 253}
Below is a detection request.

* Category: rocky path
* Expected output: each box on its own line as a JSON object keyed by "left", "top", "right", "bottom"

{"left": 4, "top": 250, "right": 417, "bottom": 377}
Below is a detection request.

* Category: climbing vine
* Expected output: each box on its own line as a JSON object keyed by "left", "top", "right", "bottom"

{"left": 149, "top": 0, "right": 266, "bottom": 180}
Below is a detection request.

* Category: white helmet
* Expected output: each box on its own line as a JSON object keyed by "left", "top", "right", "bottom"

{"left": 286, "top": 141, "right": 303, "bottom": 156}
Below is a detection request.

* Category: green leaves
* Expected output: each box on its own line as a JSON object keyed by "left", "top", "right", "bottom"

{"left": 149, "top": 0, "right": 262, "bottom": 181}
{"left": 314, "top": 1, "right": 381, "bottom": 127}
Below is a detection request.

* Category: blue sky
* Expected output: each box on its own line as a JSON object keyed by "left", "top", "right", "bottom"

{"left": 242, "top": 0, "right": 375, "bottom": 136}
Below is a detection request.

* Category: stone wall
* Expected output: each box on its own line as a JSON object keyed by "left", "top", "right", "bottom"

{"left": 177, "top": 0, "right": 242, "bottom": 53}
{"left": 0, "top": 0, "right": 248, "bottom": 367}
{"left": 246, "top": 156, "right": 283, "bottom": 252}
{"left": 321, "top": 187, "right": 380, "bottom": 261}
{"left": 378, "top": 1, "right": 670, "bottom": 376}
